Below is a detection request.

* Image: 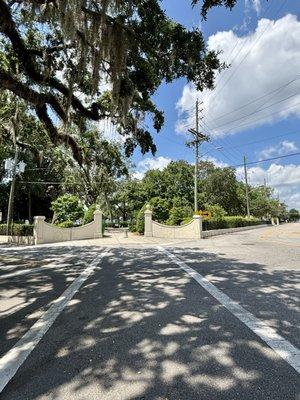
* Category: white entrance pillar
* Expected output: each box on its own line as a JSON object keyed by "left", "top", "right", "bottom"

{"left": 144, "top": 205, "right": 153, "bottom": 237}
{"left": 193, "top": 215, "right": 203, "bottom": 239}
{"left": 93, "top": 208, "right": 103, "bottom": 238}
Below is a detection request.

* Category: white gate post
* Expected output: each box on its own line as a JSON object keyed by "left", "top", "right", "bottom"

{"left": 193, "top": 215, "right": 203, "bottom": 239}
{"left": 144, "top": 205, "right": 153, "bottom": 237}
{"left": 34, "top": 216, "right": 45, "bottom": 244}
{"left": 93, "top": 208, "right": 103, "bottom": 238}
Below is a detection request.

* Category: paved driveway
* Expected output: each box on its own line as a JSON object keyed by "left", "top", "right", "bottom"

{"left": 0, "top": 224, "right": 299, "bottom": 399}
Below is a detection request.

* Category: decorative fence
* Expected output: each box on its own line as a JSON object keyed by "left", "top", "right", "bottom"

{"left": 144, "top": 206, "right": 269, "bottom": 240}
{"left": 33, "top": 210, "right": 103, "bottom": 244}
{"left": 144, "top": 207, "right": 202, "bottom": 239}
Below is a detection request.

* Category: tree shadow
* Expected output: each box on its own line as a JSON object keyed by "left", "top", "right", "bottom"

{"left": 0, "top": 246, "right": 104, "bottom": 356}
{"left": 171, "top": 246, "right": 300, "bottom": 348}
{"left": 1, "top": 246, "right": 299, "bottom": 400}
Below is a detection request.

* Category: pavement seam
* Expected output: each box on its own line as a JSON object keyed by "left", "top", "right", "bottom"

{"left": 157, "top": 245, "right": 300, "bottom": 375}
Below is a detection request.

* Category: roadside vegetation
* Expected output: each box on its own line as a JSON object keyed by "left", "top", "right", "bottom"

{"left": 0, "top": 1, "right": 298, "bottom": 234}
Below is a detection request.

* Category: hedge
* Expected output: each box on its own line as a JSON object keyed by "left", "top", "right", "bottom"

{"left": 203, "top": 216, "right": 263, "bottom": 231}
{"left": 0, "top": 223, "right": 34, "bottom": 236}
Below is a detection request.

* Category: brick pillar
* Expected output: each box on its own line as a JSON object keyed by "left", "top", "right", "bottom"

{"left": 144, "top": 205, "right": 153, "bottom": 237}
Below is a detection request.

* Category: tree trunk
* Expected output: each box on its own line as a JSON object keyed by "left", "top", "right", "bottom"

{"left": 28, "top": 190, "right": 32, "bottom": 223}
{"left": 6, "top": 145, "right": 19, "bottom": 235}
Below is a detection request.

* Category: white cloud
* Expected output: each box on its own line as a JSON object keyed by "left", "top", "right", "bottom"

{"left": 177, "top": 14, "right": 300, "bottom": 138}
{"left": 132, "top": 156, "right": 171, "bottom": 180}
{"left": 204, "top": 156, "right": 229, "bottom": 168}
{"left": 245, "top": 0, "right": 261, "bottom": 15}
{"left": 252, "top": 0, "right": 261, "bottom": 14}
{"left": 258, "top": 140, "right": 298, "bottom": 159}
{"left": 236, "top": 163, "right": 300, "bottom": 209}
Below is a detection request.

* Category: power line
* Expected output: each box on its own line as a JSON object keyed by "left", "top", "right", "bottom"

{"left": 210, "top": 100, "right": 300, "bottom": 136}
{"left": 204, "top": 76, "right": 300, "bottom": 125}
{"left": 206, "top": 91, "right": 300, "bottom": 132}
{"left": 219, "top": 129, "right": 300, "bottom": 151}
{"left": 208, "top": 0, "right": 288, "bottom": 103}
{"left": 200, "top": 118, "right": 244, "bottom": 161}
{"left": 200, "top": 0, "right": 278, "bottom": 114}
{"left": 229, "top": 151, "right": 300, "bottom": 168}
{"left": 205, "top": 140, "right": 239, "bottom": 164}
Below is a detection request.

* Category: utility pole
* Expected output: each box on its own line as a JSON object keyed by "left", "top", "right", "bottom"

{"left": 243, "top": 155, "right": 250, "bottom": 218}
{"left": 186, "top": 100, "right": 208, "bottom": 214}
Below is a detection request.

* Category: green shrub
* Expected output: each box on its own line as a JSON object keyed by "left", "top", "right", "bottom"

{"left": 136, "top": 205, "right": 147, "bottom": 234}
{"left": 204, "top": 204, "right": 227, "bottom": 220}
{"left": 180, "top": 217, "right": 193, "bottom": 225}
{"left": 128, "top": 220, "right": 136, "bottom": 232}
{"left": 149, "top": 197, "right": 170, "bottom": 222}
{"left": 83, "top": 204, "right": 97, "bottom": 224}
{"left": 56, "top": 220, "right": 74, "bottom": 228}
{"left": 51, "top": 194, "right": 84, "bottom": 224}
{"left": 0, "top": 223, "right": 34, "bottom": 236}
{"left": 203, "top": 216, "right": 262, "bottom": 231}
{"left": 166, "top": 204, "right": 192, "bottom": 226}
{"left": 225, "top": 216, "right": 261, "bottom": 228}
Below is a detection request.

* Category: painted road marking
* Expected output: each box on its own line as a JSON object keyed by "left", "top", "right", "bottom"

{"left": 0, "top": 248, "right": 109, "bottom": 393}
{"left": 157, "top": 246, "right": 300, "bottom": 374}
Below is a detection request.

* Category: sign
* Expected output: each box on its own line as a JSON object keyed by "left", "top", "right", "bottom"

{"left": 198, "top": 210, "right": 212, "bottom": 220}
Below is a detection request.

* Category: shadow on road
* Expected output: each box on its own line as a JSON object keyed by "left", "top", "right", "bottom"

{"left": 173, "top": 246, "right": 300, "bottom": 348}
{"left": 0, "top": 246, "right": 103, "bottom": 356}
{"left": 1, "top": 246, "right": 299, "bottom": 399}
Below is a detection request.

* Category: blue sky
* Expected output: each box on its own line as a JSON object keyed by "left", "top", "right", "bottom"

{"left": 131, "top": 0, "right": 300, "bottom": 209}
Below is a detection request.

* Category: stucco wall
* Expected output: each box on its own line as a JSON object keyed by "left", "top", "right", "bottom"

{"left": 152, "top": 219, "right": 202, "bottom": 239}
{"left": 144, "top": 206, "right": 267, "bottom": 240}
{"left": 144, "top": 207, "right": 202, "bottom": 239}
{"left": 202, "top": 224, "right": 267, "bottom": 238}
{"left": 34, "top": 210, "right": 103, "bottom": 244}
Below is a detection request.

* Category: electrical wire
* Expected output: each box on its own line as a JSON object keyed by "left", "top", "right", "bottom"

{"left": 206, "top": 91, "right": 300, "bottom": 132}
{"left": 204, "top": 76, "right": 300, "bottom": 124}
{"left": 207, "top": 0, "right": 288, "bottom": 104}
{"left": 229, "top": 151, "right": 300, "bottom": 168}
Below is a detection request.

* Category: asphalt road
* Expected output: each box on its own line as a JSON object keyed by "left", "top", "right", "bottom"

{"left": 0, "top": 223, "right": 299, "bottom": 399}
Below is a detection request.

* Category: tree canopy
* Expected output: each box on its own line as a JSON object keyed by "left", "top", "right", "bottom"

{"left": 112, "top": 159, "right": 288, "bottom": 225}
{"left": 0, "top": 0, "right": 236, "bottom": 162}
{"left": 0, "top": 92, "right": 128, "bottom": 221}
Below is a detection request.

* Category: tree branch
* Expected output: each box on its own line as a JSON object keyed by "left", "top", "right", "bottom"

{"left": 0, "top": 0, "right": 109, "bottom": 121}
{"left": 0, "top": 68, "right": 83, "bottom": 164}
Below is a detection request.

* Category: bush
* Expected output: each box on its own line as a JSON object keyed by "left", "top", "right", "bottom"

{"left": 128, "top": 220, "right": 136, "bottom": 232}
{"left": 149, "top": 197, "right": 170, "bottom": 222}
{"left": 225, "top": 216, "right": 261, "bottom": 228}
{"left": 83, "top": 204, "right": 97, "bottom": 224}
{"left": 56, "top": 220, "right": 74, "bottom": 228}
{"left": 180, "top": 217, "right": 193, "bottom": 225}
{"left": 51, "top": 194, "right": 84, "bottom": 224}
{"left": 136, "top": 205, "right": 147, "bottom": 234}
{"left": 203, "top": 216, "right": 262, "bottom": 231}
{"left": 0, "top": 223, "right": 34, "bottom": 236}
{"left": 166, "top": 204, "right": 192, "bottom": 226}
{"left": 204, "top": 204, "right": 227, "bottom": 220}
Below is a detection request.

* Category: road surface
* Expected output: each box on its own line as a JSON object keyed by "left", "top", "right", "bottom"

{"left": 0, "top": 223, "right": 299, "bottom": 399}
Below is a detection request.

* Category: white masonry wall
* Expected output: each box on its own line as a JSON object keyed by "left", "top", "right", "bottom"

{"left": 34, "top": 210, "right": 103, "bottom": 244}
{"left": 144, "top": 207, "right": 202, "bottom": 239}
{"left": 202, "top": 224, "right": 267, "bottom": 238}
